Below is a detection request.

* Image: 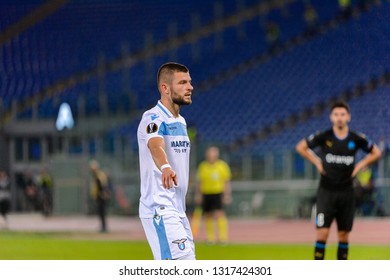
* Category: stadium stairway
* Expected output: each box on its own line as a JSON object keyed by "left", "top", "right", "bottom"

{"left": 1, "top": 0, "right": 320, "bottom": 123}
{"left": 235, "top": 70, "right": 390, "bottom": 154}
{"left": 2, "top": 1, "right": 388, "bottom": 153}
{"left": 182, "top": 1, "right": 390, "bottom": 147}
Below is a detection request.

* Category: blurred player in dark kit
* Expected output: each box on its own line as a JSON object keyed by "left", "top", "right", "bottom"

{"left": 296, "top": 100, "right": 381, "bottom": 260}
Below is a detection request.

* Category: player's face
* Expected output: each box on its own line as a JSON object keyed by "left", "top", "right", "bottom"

{"left": 206, "top": 147, "right": 219, "bottom": 163}
{"left": 169, "top": 72, "right": 193, "bottom": 106}
{"left": 330, "top": 107, "right": 350, "bottom": 129}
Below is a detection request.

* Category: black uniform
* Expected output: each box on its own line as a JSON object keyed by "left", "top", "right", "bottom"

{"left": 306, "top": 128, "right": 374, "bottom": 231}
{"left": 0, "top": 175, "right": 11, "bottom": 218}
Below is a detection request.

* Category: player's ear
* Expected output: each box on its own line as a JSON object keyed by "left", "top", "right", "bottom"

{"left": 160, "top": 82, "right": 169, "bottom": 95}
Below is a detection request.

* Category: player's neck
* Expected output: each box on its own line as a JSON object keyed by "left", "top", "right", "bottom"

{"left": 160, "top": 99, "right": 180, "bottom": 118}
{"left": 333, "top": 125, "right": 349, "bottom": 139}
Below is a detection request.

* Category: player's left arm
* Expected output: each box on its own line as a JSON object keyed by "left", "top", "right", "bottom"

{"left": 222, "top": 163, "right": 232, "bottom": 205}
{"left": 223, "top": 180, "right": 232, "bottom": 205}
{"left": 352, "top": 144, "right": 381, "bottom": 177}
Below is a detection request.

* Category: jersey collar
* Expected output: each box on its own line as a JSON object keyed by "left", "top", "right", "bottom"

{"left": 332, "top": 127, "right": 350, "bottom": 140}
{"left": 157, "top": 101, "right": 174, "bottom": 118}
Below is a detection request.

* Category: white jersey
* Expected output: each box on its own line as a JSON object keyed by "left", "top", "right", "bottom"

{"left": 137, "top": 101, "right": 191, "bottom": 218}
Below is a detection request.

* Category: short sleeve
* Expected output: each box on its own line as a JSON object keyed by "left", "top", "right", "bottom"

{"left": 219, "top": 160, "right": 231, "bottom": 181}
{"left": 141, "top": 114, "right": 164, "bottom": 145}
{"left": 306, "top": 130, "right": 324, "bottom": 149}
{"left": 355, "top": 132, "right": 374, "bottom": 153}
{"left": 196, "top": 162, "right": 206, "bottom": 181}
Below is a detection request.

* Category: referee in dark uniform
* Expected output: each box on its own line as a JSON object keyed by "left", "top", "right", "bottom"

{"left": 296, "top": 100, "right": 381, "bottom": 260}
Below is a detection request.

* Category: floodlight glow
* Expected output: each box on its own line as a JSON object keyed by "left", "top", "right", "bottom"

{"left": 56, "top": 102, "right": 74, "bottom": 130}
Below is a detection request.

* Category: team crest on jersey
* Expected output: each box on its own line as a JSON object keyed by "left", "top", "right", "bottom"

{"left": 357, "top": 132, "right": 367, "bottom": 139}
{"left": 325, "top": 140, "right": 332, "bottom": 147}
{"left": 172, "top": 238, "right": 187, "bottom": 250}
{"left": 146, "top": 123, "right": 158, "bottom": 134}
{"left": 348, "top": 141, "right": 355, "bottom": 150}
{"left": 153, "top": 213, "right": 161, "bottom": 225}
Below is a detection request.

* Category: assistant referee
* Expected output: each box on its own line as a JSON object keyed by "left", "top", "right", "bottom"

{"left": 193, "top": 146, "right": 232, "bottom": 244}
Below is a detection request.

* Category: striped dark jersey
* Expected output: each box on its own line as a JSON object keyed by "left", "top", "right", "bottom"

{"left": 306, "top": 129, "right": 374, "bottom": 190}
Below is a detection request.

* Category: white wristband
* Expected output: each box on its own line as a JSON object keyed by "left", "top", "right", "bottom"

{"left": 160, "top": 164, "right": 171, "bottom": 171}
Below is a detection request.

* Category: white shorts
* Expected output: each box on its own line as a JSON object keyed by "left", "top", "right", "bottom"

{"left": 141, "top": 214, "right": 195, "bottom": 260}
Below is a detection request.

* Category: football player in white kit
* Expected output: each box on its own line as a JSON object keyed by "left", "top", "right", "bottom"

{"left": 137, "top": 62, "right": 195, "bottom": 260}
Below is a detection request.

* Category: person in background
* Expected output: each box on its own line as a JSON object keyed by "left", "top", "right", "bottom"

{"left": 338, "top": 0, "right": 352, "bottom": 19}
{"left": 89, "top": 160, "right": 110, "bottom": 233}
{"left": 37, "top": 168, "right": 54, "bottom": 216}
{"left": 354, "top": 166, "right": 375, "bottom": 216}
{"left": 265, "top": 20, "right": 281, "bottom": 53}
{"left": 296, "top": 100, "right": 381, "bottom": 260}
{"left": 303, "top": 3, "right": 318, "bottom": 37}
{"left": 23, "top": 170, "right": 39, "bottom": 212}
{"left": 372, "top": 136, "right": 389, "bottom": 216}
{"left": 193, "top": 146, "right": 232, "bottom": 244}
{"left": 0, "top": 170, "right": 11, "bottom": 229}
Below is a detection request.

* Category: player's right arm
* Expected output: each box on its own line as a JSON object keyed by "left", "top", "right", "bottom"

{"left": 296, "top": 138, "right": 325, "bottom": 175}
{"left": 148, "top": 137, "right": 178, "bottom": 189}
{"left": 194, "top": 164, "right": 204, "bottom": 206}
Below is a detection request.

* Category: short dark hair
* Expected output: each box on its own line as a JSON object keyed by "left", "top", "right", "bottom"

{"left": 157, "top": 62, "right": 189, "bottom": 88}
{"left": 330, "top": 100, "right": 350, "bottom": 113}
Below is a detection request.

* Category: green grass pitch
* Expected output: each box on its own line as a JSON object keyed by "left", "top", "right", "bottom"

{"left": 0, "top": 231, "right": 389, "bottom": 260}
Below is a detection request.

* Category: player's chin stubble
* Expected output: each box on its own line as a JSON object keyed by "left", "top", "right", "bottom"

{"left": 173, "top": 95, "right": 192, "bottom": 106}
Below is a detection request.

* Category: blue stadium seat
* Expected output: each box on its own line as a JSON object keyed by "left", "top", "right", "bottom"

{"left": 2, "top": 0, "right": 390, "bottom": 155}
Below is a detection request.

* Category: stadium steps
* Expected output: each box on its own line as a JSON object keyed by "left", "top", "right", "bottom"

{"left": 104, "top": 1, "right": 390, "bottom": 152}
{"left": 182, "top": 1, "right": 389, "bottom": 145}
{"left": 195, "top": 1, "right": 382, "bottom": 93}
{"left": 0, "top": 0, "right": 67, "bottom": 46}
{"left": 227, "top": 69, "right": 390, "bottom": 153}
{"left": 0, "top": 0, "right": 298, "bottom": 126}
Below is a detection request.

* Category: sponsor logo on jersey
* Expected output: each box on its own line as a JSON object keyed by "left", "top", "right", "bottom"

{"left": 146, "top": 123, "right": 158, "bottom": 134}
{"left": 171, "top": 141, "right": 190, "bottom": 148}
{"left": 151, "top": 114, "right": 160, "bottom": 121}
{"left": 325, "top": 153, "right": 354, "bottom": 166}
{"left": 172, "top": 238, "right": 187, "bottom": 250}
